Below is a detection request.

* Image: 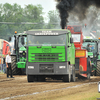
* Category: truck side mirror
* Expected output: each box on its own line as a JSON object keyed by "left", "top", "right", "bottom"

{"left": 70, "top": 38, "right": 73, "bottom": 43}
{"left": 9, "top": 37, "right": 11, "bottom": 42}
{"left": 21, "top": 37, "right": 24, "bottom": 45}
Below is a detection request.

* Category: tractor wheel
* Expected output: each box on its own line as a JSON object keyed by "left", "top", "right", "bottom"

{"left": 71, "top": 65, "right": 76, "bottom": 82}
{"left": 27, "top": 75, "right": 34, "bottom": 82}
{"left": 11, "top": 56, "right": 22, "bottom": 75}
{"left": 96, "top": 60, "right": 100, "bottom": 76}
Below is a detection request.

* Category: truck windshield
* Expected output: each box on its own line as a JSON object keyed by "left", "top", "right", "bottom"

{"left": 73, "top": 26, "right": 81, "bottom": 32}
{"left": 27, "top": 34, "right": 66, "bottom": 45}
{"left": 72, "top": 34, "right": 81, "bottom": 42}
{"left": 18, "top": 36, "right": 27, "bottom": 48}
{"left": 82, "top": 42, "right": 97, "bottom": 53}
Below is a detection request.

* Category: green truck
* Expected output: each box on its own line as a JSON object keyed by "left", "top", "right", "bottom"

{"left": 9, "top": 31, "right": 27, "bottom": 75}
{"left": 82, "top": 36, "right": 100, "bottom": 76}
{"left": 23, "top": 29, "right": 75, "bottom": 82}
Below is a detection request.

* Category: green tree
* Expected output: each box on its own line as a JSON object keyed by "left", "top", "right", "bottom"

{"left": 23, "top": 4, "right": 44, "bottom": 29}
{"left": 46, "top": 10, "right": 60, "bottom": 29}
{"left": 0, "top": 3, "right": 45, "bottom": 40}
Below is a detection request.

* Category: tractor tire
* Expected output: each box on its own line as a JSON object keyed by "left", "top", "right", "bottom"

{"left": 27, "top": 75, "right": 34, "bottom": 82}
{"left": 71, "top": 65, "right": 76, "bottom": 82}
{"left": 11, "top": 56, "right": 22, "bottom": 75}
{"left": 96, "top": 60, "right": 100, "bottom": 76}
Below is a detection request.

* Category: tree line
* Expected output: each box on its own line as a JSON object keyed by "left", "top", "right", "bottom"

{"left": 0, "top": 3, "right": 60, "bottom": 40}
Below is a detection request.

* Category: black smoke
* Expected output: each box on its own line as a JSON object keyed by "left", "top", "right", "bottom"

{"left": 56, "top": 0, "right": 100, "bottom": 29}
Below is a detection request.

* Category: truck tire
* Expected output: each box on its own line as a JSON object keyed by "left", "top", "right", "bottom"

{"left": 63, "top": 74, "right": 71, "bottom": 82}
{"left": 71, "top": 65, "right": 76, "bottom": 82}
{"left": 63, "top": 64, "right": 71, "bottom": 82}
{"left": 96, "top": 60, "right": 100, "bottom": 76}
{"left": 11, "top": 56, "right": 22, "bottom": 75}
{"left": 27, "top": 75, "right": 34, "bottom": 82}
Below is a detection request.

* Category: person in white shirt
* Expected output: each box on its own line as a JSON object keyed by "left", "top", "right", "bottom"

{"left": 6, "top": 51, "right": 14, "bottom": 78}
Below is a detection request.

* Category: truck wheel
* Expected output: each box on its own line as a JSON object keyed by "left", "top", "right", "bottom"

{"left": 63, "top": 74, "right": 71, "bottom": 82}
{"left": 27, "top": 75, "right": 34, "bottom": 82}
{"left": 11, "top": 56, "right": 22, "bottom": 75}
{"left": 71, "top": 65, "right": 76, "bottom": 82}
{"left": 63, "top": 64, "right": 71, "bottom": 82}
{"left": 96, "top": 60, "right": 100, "bottom": 76}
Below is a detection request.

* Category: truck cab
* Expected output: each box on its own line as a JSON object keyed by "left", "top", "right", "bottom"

{"left": 25, "top": 29, "right": 75, "bottom": 82}
{"left": 67, "top": 25, "right": 83, "bottom": 49}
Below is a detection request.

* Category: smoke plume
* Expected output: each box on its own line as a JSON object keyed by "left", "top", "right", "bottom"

{"left": 56, "top": 0, "right": 100, "bottom": 29}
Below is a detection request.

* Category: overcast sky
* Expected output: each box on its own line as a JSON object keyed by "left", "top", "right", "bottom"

{"left": 0, "top": 0, "right": 57, "bottom": 22}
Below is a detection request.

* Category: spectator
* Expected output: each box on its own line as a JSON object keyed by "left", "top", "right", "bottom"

{"left": 3, "top": 55, "right": 6, "bottom": 73}
{"left": 86, "top": 44, "right": 92, "bottom": 52}
{"left": 6, "top": 51, "right": 14, "bottom": 78}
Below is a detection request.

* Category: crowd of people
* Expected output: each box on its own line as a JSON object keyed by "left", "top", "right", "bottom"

{"left": 0, "top": 51, "right": 14, "bottom": 78}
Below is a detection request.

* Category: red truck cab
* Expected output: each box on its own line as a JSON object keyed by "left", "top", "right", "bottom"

{"left": 67, "top": 25, "right": 83, "bottom": 49}
{"left": 67, "top": 25, "right": 90, "bottom": 79}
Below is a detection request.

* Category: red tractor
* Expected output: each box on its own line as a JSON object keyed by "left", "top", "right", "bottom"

{"left": 67, "top": 25, "right": 91, "bottom": 79}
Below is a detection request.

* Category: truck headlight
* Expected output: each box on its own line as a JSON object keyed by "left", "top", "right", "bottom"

{"left": 59, "top": 66, "right": 66, "bottom": 69}
{"left": 90, "top": 56, "right": 93, "bottom": 58}
{"left": 28, "top": 66, "right": 34, "bottom": 69}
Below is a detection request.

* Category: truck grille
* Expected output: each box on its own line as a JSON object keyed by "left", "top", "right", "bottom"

{"left": 30, "top": 53, "right": 62, "bottom": 62}
{"left": 39, "top": 64, "right": 54, "bottom": 73}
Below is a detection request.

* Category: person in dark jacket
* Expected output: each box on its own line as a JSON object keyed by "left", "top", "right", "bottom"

{"left": 86, "top": 44, "right": 91, "bottom": 52}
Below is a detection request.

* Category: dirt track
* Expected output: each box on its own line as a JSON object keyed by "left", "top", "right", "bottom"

{"left": 0, "top": 74, "right": 100, "bottom": 100}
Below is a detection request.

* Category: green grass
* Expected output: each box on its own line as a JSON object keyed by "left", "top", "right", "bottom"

{"left": 82, "top": 93, "right": 100, "bottom": 100}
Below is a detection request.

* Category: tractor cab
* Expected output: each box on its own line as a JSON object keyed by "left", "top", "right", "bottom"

{"left": 67, "top": 25, "right": 83, "bottom": 49}
{"left": 83, "top": 36, "right": 98, "bottom": 54}
{"left": 9, "top": 31, "right": 27, "bottom": 75}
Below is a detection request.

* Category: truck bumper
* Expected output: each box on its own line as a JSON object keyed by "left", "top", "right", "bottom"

{"left": 26, "top": 62, "right": 70, "bottom": 75}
